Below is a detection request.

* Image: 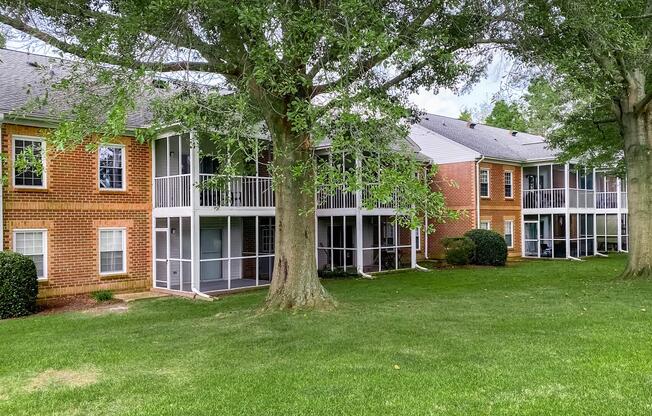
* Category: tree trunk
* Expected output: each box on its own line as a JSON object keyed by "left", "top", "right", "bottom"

{"left": 619, "top": 108, "right": 652, "bottom": 278}
{"left": 261, "top": 108, "right": 335, "bottom": 310}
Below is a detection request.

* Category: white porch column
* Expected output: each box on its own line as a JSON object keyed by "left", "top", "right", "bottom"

{"left": 616, "top": 177, "right": 622, "bottom": 252}
{"left": 190, "top": 131, "right": 201, "bottom": 291}
{"left": 355, "top": 156, "right": 364, "bottom": 274}
{"left": 564, "top": 163, "right": 571, "bottom": 258}
{"left": 410, "top": 228, "right": 417, "bottom": 268}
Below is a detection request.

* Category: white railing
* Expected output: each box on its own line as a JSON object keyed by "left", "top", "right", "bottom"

{"left": 569, "top": 189, "right": 595, "bottom": 208}
{"left": 199, "top": 175, "right": 275, "bottom": 208}
{"left": 362, "top": 184, "right": 399, "bottom": 209}
{"left": 596, "top": 192, "right": 618, "bottom": 209}
{"left": 523, "top": 188, "right": 565, "bottom": 209}
{"left": 620, "top": 192, "right": 628, "bottom": 209}
{"left": 154, "top": 175, "right": 191, "bottom": 208}
{"left": 316, "top": 186, "right": 356, "bottom": 209}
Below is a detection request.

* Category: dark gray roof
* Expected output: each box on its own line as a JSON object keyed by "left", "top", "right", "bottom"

{"left": 0, "top": 48, "right": 153, "bottom": 129}
{"left": 419, "top": 113, "right": 558, "bottom": 162}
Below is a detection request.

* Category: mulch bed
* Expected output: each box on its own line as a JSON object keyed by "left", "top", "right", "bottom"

{"left": 36, "top": 295, "right": 123, "bottom": 316}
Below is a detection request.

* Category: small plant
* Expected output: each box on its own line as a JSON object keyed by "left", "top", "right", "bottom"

{"left": 442, "top": 237, "right": 476, "bottom": 265}
{"left": 319, "top": 268, "right": 360, "bottom": 279}
{"left": 464, "top": 229, "right": 508, "bottom": 266}
{"left": 0, "top": 251, "right": 39, "bottom": 319}
{"left": 91, "top": 290, "right": 114, "bottom": 302}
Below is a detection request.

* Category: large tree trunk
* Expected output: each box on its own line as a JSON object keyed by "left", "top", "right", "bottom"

{"left": 262, "top": 109, "right": 335, "bottom": 310}
{"left": 619, "top": 107, "right": 652, "bottom": 278}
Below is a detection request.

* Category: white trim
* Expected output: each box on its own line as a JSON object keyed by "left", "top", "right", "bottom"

{"left": 12, "top": 135, "right": 47, "bottom": 189}
{"left": 479, "top": 168, "right": 490, "bottom": 198}
{"left": 13, "top": 228, "right": 48, "bottom": 280}
{"left": 98, "top": 227, "right": 127, "bottom": 276}
{"left": 479, "top": 220, "right": 491, "bottom": 230}
{"left": 98, "top": 144, "right": 127, "bottom": 191}
{"left": 504, "top": 170, "right": 514, "bottom": 199}
{"left": 504, "top": 220, "right": 514, "bottom": 249}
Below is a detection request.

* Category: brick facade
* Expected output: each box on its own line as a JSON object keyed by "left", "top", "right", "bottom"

{"left": 424, "top": 160, "right": 522, "bottom": 259}
{"left": 2, "top": 123, "right": 151, "bottom": 298}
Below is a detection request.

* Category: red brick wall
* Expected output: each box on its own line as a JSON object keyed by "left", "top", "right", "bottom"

{"left": 2, "top": 124, "right": 151, "bottom": 297}
{"left": 426, "top": 161, "right": 477, "bottom": 259}
{"left": 478, "top": 161, "right": 522, "bottom": 257}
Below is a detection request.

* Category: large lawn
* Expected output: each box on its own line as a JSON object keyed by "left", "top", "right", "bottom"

{"left": 2, "top": 255, "right": 652, "bottom": 415}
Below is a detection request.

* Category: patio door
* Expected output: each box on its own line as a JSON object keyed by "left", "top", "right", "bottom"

{"left": 155, "top": 225, "right": 168, "bottom": 289}
{"left": 524, "top": 220, "right": 539, "bottom": 257}
{"left": 154, "top": 217, "right": 192, "bottom": 291}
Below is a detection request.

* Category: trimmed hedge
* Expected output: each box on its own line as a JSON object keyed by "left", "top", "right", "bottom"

{"left": 464, "top": 229, "right": 508, "bottom": 266}
{"left": 442, "top": 237, "right": 475, "bottom": 265}
{"left": 0, "top": 251, "right": 39, "bottom": 319}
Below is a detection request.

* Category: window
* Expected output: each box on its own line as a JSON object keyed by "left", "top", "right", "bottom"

{"left": 504, "top": 220, "right": 514, "bottom": 248}
{"left": 13, "top": 137, "right": 45, "bottom": 188}
{"left": 99, "top": 228, "right": 126, "bottom": 274}
{"left": 504, "top": 171, "right": 513, "bottom": 198}
{"left": 415, "top": 227, "right": 421, "bottom": 251}
{"left": 480, "top": 169, "right": 489, "bottom": 197}
{"left": 14, "top": 230, "right": 47, "bottom": 279}
{"left": 479, "top": 221, "right": 491, "bottom": 230}
{"left": 99, "top": 145, "right": 125, "bottom": 190}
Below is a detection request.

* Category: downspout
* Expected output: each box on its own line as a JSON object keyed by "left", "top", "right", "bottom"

{"left": 475, "top": 155, "right": 485, "bottom": 228}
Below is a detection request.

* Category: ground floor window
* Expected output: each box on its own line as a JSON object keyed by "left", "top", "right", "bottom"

{"left": 361, "top": 215, "right": 412, "bottom": 273}
{"left": 479, "top": 220, "right": 491, "bottom": 230}
{"left": 415, "top": 227, "right": 421, "bottom": 251}
{"left": 99, "top": 228, "right": 127, "bottom": 274}
{"left": 317, "top": 216, "right": 357, "bottom": 274}
{"left": 504, "top": 220, "right": 514, "bottom": 248}
{"left": 621, "top": 214, "right": 628, "bottom": 251}
{"left": 596, "top": 214, "right": 619, "bottom": 253}
{"left": 13, "top": 229, "right": 47, "bottom": 279}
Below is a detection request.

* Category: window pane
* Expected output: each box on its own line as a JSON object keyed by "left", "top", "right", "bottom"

{"left": 14, "top": 231, "right": 45, "bottom": 278}
{"left": 99, "top": 146, "right": 124, "bottom": 189}
{"left": 14, "top": 139, "right": 44, "bottom": 187}
{"left": 100, "top": 229, "right": 125, "bottom": 273}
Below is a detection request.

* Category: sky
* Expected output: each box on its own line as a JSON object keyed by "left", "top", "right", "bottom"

{"left": 5, "top": 34, "right": 515, "bottom": 120}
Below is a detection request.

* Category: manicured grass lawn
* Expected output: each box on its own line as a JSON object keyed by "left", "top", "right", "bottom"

{"left": 2, "top": 255, "right": 652, "bottom": 415}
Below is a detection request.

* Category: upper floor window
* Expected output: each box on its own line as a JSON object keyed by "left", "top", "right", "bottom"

{"left": 99, "top": 145, "right": 126, "bottom": 190}
{"left": 99, "top": 228, "right": 127, "bottom": 275}
{"left": 480, "top": 169, "right": 490, "bottom": 198}
{"left": 14, "top": 229, "right": 47, "bottom": 279}
{"left": 504, "top": 171, "right": 513, "bottom": 198}
{"left": 13, "top": 136, "right": 45, "bottom": 188}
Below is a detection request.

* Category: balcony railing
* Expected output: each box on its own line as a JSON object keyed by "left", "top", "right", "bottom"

{"left": 316, "top": 186, "right": 356, "bottom": 209}
{"left": 621, "top": 192, "right": 628, "bottom": 209}
{"left": 596, "top": 192, "right": 618, "bottom": 209}
{"left": 568, "top": 189, "right": 595, "bottom": 208}
{"left": 154, "top": 174, "right": 192, "bottom": 208}
{"left": 362, "top": 184, "right": 400, "bottom": 209}
{"left": 523, "top": 188, "right": 565, "bottom": 209}
{"left": 199, "top": 175, "right": 274, "bottom": 208}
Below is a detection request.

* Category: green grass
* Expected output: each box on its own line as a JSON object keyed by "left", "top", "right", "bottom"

{"left": 2, "top": 255, "right": 652, "bottom": 415}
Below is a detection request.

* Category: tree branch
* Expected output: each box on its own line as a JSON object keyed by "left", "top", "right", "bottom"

{"left": 634, "top": 90, "right": 652, "bottom": 114}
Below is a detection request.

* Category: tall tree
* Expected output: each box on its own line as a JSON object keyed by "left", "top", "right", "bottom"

{"left": 484, "top": 99, "right": 528, "bottom": 131}
{"left": 0, "top": 1, "right": 502, "bottom": 308}
{"left": 502, "top": 0, "right": 652, "bottom": 278}
{"left": 458, "top": 109, "right": 473, "bottom": 121}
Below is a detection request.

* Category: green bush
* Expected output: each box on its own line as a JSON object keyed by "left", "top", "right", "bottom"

{"left": 319, "top": 268, "right": 359, "bottom": 279}
{"left": 0, "top": 251, "right": 39, "bottom": 319}
{"left": 464, "top": 229, "right": 508, "bottom": 266}
{"left": 91, "top": 290, "right": 114, "bottom": 302}
{"left": 442, "top": 237, "right": 476, "bottom": 265}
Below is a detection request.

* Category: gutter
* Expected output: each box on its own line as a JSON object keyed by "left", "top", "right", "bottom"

{"left": 475, "top": 155, "right": 485, "bottom": 228}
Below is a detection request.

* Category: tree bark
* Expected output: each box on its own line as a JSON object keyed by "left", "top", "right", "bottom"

{"left": 619, "top": 106, "right": 652, "bottom": 278}
{"left": 261, "top": 104, "right": 335, "bottom": 310}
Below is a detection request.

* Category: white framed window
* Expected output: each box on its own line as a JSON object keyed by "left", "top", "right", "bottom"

{"left": 504, "top": 171, "right": 513, "bottom": 198}
{"left": 504, "top": 220, "right": 514, "bottom": 248}
{"left": 480, "top": 168, "right": 490, "bottom": 198}
{"left": 479, "top": 220, "right": 491, "bottom": 230}
{"left": 99, "top": 145, "right": 126, "bottom": 190}
{"left": 99, "top": 228, "right": 127, "bottom": 275}
{"left": 13, "top": 229, "right": 48, "bottom": 280}
{"left": 13, "top": 136, "right": 46, "bottom": 188}
{"left": 415, "top": 227, "right": 421, "bottom": 251}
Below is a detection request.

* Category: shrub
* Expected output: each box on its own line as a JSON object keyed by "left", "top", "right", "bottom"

{"left": 0, "top": 251, "right": 39, "bottom": 319}
{"left": 91, "top": 290, "right": 114, "bottom": 302}
{"left": 319, "top": 268, "right": 359, "bottom": 279}
{"left": 464, "top": 229, "right": 508, "bottom": 266}
{"left": 442, "top": 237, "right": 476, "bottom": 265}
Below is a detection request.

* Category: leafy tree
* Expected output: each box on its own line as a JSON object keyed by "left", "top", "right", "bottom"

{"left": 484, "top": 99, "right": 528, "bottom": 131}
{"left": 503, "top": 0, "right": 652, "bottom": 278}
{"left": 458, "top": 109, "right": 473, "bottom": 121}
{"left": 521, "top": 77, "right": 562, "bottom": 136}
{"left": 0, "top": 1, "right": 502, "bottom": 308}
